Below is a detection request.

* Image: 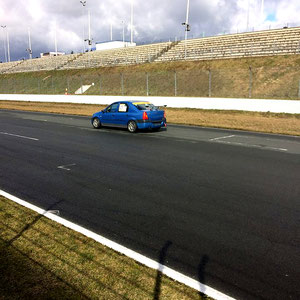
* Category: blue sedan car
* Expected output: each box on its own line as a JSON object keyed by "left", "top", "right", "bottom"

{"left": 91, "top": 101, "right": 166, "bottom": 133}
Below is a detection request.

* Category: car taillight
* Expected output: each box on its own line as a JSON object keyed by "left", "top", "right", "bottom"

{"left": 164, "top": 111, "right": 166, "bottom": 118}
{"left": 143, "top": 112, "right": 149, "bottom": 120}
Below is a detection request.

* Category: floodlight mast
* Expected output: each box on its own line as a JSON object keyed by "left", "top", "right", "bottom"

{"left": 130, "top": 0, "right": 133, "bottom": 44}
{"left": 27, "top": 27, "right": 32, "bottom": 59}
{"left": 1, "top": 25, "right": 7, "bottom": 63}
{"left": 80, "top": 0, "right": 86, "bottom": 53}
{"left": 261, "top": 0, "right": 264, "bottom": 23}
{"left": 247, "top": 0, "right": 250, "bottom": 31}
{"left": 110, "top": 22, "right": 113, "bottom": 41}
{"left": 7, "top": 29, "right": 10, "bottom": 62}
{"left": 54, "top": 20, "right": 58, "bottom": 55}
{"left": 182, "top": 0, "right": 190, "bottom": 59}
{"left": 122, "top": 21, "right": 125, "bottom": 46}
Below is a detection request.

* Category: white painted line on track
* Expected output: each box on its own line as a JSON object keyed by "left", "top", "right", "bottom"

{"left": 0, "top": 131, "right": 39, "bottom": 141}
{"left": 210, "top": 135, "right": 235, "bottom": 141}
{"left": 215, "top": 141, "right": 288, "bottom": 152}
{"left": 57, "top": 163, "right": 76, "bottom": 171}
{"left": 0, "top": 189, "right": 235, "bottom": 300}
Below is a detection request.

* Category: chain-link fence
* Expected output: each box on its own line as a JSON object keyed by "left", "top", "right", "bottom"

{"left": 1, "top": 67, "right": 300, "bottom": 99}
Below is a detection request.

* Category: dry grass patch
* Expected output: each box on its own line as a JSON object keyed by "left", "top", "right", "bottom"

{"left": 1, "top": 100, "right": 299, "bottom": 136}
{"left": 0, "top": 196, "right": 209, "bottom": 299}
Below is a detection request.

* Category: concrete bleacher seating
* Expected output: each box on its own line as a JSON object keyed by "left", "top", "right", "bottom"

{"left": 1, "top": 53, "right": 81, "bottom": 74}
{"left": 155, "top": 27, "right": 300, "bottom": 62}
{"left": 59, "top": 42, "right": 173, "bottom": 70}
{"left": 1, "top": 27, "right": 300, "bottom": 74}
{"left": 0, "top": 60, "right": 25, "bottom": 73}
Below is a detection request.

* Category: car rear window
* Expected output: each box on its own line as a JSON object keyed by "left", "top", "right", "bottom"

{"left": 133, "top": 102, "right": 157, "bottom": 111}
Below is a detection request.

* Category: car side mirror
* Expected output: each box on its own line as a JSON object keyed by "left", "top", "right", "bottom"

{"left": 102, "top": 110, "right": 106, "bottom": 113}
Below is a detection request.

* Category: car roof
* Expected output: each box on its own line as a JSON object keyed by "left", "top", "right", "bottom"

{"left": 111, "top": 100, "right": 150, "bottom": 105}
{"left": 126, "top": 100, "right": 150, "bottom": 103}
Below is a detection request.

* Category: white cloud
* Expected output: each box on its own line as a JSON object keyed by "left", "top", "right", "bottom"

{"left": 0, "top": 0, "right": 299, "bottom": 62}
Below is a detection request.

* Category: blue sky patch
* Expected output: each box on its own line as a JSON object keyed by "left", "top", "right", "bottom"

{"left": 266, "top": 13, "right": 276, "bottom": 22}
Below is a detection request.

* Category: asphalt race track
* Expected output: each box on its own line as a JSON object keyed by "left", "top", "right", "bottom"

{"left": 0, "top": 109, "right": 299, "bottom": 299}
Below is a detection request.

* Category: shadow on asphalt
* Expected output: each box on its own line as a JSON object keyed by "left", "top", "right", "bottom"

{"left": 153, "top": 240, "right": 173, "bottom": 300}
{"left": 198, "top": 255, "right": 210, "bottom": 298}
{"left": 96, "top": 126, "right": 167, "bottom": 134}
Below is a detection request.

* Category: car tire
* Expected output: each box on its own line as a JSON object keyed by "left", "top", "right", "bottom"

{"left": 92, "top": 117, "right": 101, "bottom": 129}
{"left": 127, "top": 120, "right": 137, "bottom": 133}
{"left": 152, "top": 127, "right": 160, "bottom": 132}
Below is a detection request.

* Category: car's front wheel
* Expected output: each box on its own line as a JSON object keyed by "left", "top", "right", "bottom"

{"left": 127, "top": 120, "right": 137, "bottom": 133}
{"left": 92, "top": 117, "right": 101, "bottom": 129}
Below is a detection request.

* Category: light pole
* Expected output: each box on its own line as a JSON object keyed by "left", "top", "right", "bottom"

{"left": 261, "top": 0, "right": 264, "bottom": 24}
{"left": 1, "top": 25, "right": 7, "bottom": 62}
{"left": 27, "top": 27, "right": 32, "bottom": 59}
{"left": 88, "top": 10, "right": 91, "bottom": 49}
{"left": 182, "top": 0, "right": 191, "bottom": 59}
{"left": 54, "top": 20, "right": 58, "bottom": 55}
{"left": 6, "top": 28, "right": 10, "bottom": 62}
{"left": 80, "top": 0, "right": 86, "bottom": 53}
{"left": 84, "top": 10, "right": 92, "bottom": 50}
{"left": 122, "top": 21, "right": 125, "bottom": 46}
{"left": 110, "top": 21, "right": 113, "bottom": 41}
{"left": 130, "top": 0, "right": 133, "bottom": 44}
{"left": 247, "top": 0, "right": 250, "bottom": 31}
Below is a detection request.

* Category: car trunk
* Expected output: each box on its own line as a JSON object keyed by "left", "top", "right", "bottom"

{"left": 147, "top": 110, "right": 164, "bottom": 122}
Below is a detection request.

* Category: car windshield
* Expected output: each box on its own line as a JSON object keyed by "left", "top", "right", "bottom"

{"left": 133, "top": 102, "right": 157, "bottom": 111}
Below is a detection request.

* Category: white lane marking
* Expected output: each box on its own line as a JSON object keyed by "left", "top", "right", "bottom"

{"left": 0, "top": 189, "right": 235, "bottom": 300}
{"left": 215, "top": 141, "right": 288, "bottom": 152}
{"left": 0, "top": 131, "right": 39, "bottom": 141}
{"left": 210, "top": 135, "right": 235, "bottom": 141}
{"left": 57, "top": 163, "right": 76, "bottom": 171}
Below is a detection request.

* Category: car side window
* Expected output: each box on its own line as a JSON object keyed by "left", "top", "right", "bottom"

{"left": 107, "top": 103, "right": 118, "bottom": 113}
{"left": 118, "top": 103, "right": 128, "bottom": 113}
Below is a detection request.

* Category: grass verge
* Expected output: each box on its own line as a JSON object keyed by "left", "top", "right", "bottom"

{"left": 0, "top": 195, "right": 209, "bottom": 299}
{"left": 0, "top": 100, "right": 300, "bottom": 136}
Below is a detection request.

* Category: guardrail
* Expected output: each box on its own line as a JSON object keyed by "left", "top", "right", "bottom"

{"left": 0, "top": 94, "right": 299, "bottom": 114}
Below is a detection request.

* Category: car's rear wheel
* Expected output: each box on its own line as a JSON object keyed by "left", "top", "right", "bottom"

{"left": 127, "top": 120, "right": 137, "bottom": 133}
{"left": 92, "top": 117, "right": 101, "bottom": 129}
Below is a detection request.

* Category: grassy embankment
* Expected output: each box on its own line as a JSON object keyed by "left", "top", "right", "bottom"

{"left": 0, "top": 195, "right": 209, "bottom": 299}
{"left": 1, "top": 100, "right": 299, "bottom": 136}
{"left": 0, "top": 55, "right": 300, "bottom": 99}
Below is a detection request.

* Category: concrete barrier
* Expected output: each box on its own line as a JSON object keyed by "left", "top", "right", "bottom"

{"left": 0, "top": 94, "right": 299, "bottom": 114}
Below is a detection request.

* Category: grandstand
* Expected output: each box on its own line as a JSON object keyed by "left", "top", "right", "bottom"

{"left": 156, "top": 27, "right": 300, "bottom": 62}
{"left": 1, "top": 27, "right": 300, "bottom": 74}
{"left": 59, "top": 41, "right": 176, "bottom": 70}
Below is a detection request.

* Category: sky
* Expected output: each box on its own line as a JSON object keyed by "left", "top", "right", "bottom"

{"left": 0, "top": 0, "right": 299, "bottom": 62}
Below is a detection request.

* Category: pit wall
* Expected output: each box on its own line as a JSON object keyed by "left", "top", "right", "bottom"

{"left": 0, "top": 94, "right": 299, "bottom": 114}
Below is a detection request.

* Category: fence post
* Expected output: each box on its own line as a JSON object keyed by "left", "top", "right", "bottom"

{"left": 174, "top": 71, "right": 177, "bottom": 96}
{"left": 38, "top": 78, "right": 41, "bottom": 94}
{"left": 52, "top": 76, "right": 54, "bottom": 94}
{"left": 146, "top": 72, "right": 149, "bottom": 96}
{"left": 99, "top": 74, "right": 101, "bottom": 95}
{"left": 67, "top": 77, "right": 70, "bottom": 94}
{"left": 80, "top": 75, "right": 83, "bottom": 94}
{"left": 249, "top": 66, "right": 252, "bottom": 98}
{"left": 208, "top": 69, "right": 212, "bottom": 97}
{"left": 121, "top": 73, "right": 124, "bottom": 96}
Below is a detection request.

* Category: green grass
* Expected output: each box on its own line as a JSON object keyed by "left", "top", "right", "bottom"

{"left": 0, "top": 196, "right": 210, "bottom": 300}
{"left": 1, "top": 55, "right": 300, "bottom": 99}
